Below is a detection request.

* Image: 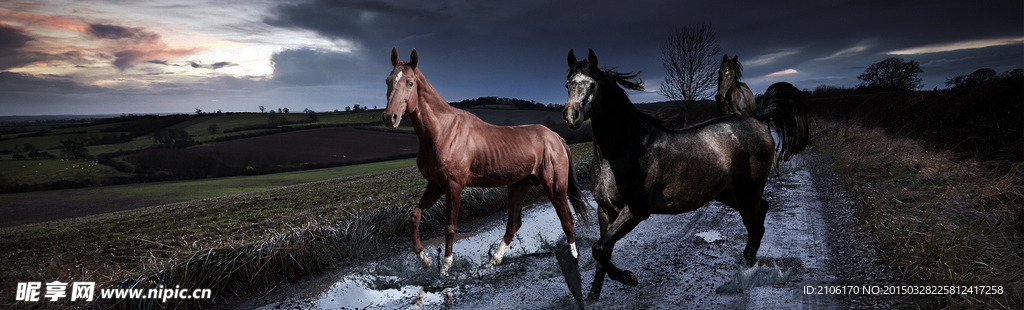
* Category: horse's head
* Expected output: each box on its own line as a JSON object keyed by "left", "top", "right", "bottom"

{"left": 716, "top": 54, "right": 741, "bottom": 103}
{"left": 383, "top": 47, "right": 419, "bottom": 129}
{"left": 563, "top": 49, "right": 601, "bottom": 130}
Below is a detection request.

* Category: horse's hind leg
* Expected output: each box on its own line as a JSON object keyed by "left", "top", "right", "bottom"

{"left": 486, "top": 181, "right": 531, "bottom": 267}
{"left": 411, "top": 183, "right": 443, "bottom": 268}
{"left": 542, "top": 176, "right": 578, "bottom": 259}
{"left": 740, "top": 198, "right": 770, "bottom": 266}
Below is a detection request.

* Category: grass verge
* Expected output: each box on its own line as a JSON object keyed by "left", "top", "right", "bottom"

{"left": 812, "top": 119, "right": 1023, "bottom": 309}
{"left": 1, "top": 142, "right": 593, "bottom": 309}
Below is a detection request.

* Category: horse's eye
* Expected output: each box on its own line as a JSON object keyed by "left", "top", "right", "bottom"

{"left": 588, "top": 84, "right": 595, "bottom": 91}
{"left": 407, "top": 81, "right": 414, "bottom": 87}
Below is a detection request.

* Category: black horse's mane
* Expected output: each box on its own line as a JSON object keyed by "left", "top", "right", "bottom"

{"left": 569, "top": 61, "right": 645, "bottom": 93}
{"left": 570, "top": 61, "right": 681, "bottom": 132}
{"left": 722, "top": 56, "right": 744, "bottom": 80}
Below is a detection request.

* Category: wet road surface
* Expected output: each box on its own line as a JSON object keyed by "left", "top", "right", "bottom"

{"left": 243, "top": 152, "right": 850, "bottom": 309}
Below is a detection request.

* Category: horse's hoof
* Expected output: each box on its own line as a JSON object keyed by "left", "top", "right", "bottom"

{"left": 585, "top": 291, "right": 600, "bottom": 302}
{"left": 744, "top": 256, "right": 757, "bottom": 267}
{"left": 486, "top": 255, "right": 503, "bottom": 268}
{"left": 617, "top": 270, "right": 638, "bottom": 286}
{"left": 417, "top": 251, "right": 432, "bottom": 268}
{"left": 439, "top": 256, "right": 453, "bottom": 276}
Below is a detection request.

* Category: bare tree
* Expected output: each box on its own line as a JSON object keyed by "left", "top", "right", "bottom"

{"left": 857, "top": 57, "right": 923, "bottom": 91}
{"left": 659, "top": 23, "right": 722, "bottom": 101}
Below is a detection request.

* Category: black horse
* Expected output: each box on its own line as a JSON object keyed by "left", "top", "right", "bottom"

{"left": 716, "top": 54, "right": 756, "bottom": 116}
{"left": 562, "top": 49, "right": 808, "bottom": 300}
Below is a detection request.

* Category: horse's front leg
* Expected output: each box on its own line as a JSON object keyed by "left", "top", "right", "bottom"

{"left": 591, "top": 205, "right": 645, "bottom": 288}
{"left": 486, "top": 181, "right": 531, "bottom": 268}
{"left": 587, "top": 202, "right": 614, "bottom": 301}
{"left": 411, "top": 183, "right": 443, "bottom": 268}
{"left": 440, "top": 184, "right": 464, "bottom": 276}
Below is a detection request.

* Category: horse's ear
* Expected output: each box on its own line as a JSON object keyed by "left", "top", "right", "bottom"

{"left": 409, "top": 49, "right": 418, "bottom": 69}
{"left": 391, "top": 47, "right": 400, "bottom": 67}
{"left": 587, "top": 48, "right": 598, "bottom": 67}
{"left": 568, "top": 49, "right": 576, "bottom": 68}
{"left": 733, "top": 55, "right": 739, "bottom": 62}
{"left": 723, "top": 54, "right": 730, "bottom": 62}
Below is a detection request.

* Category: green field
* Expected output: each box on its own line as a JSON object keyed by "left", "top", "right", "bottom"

{"left": 0, "top": 143, "right": 592, "bottom": 305}
{"left": 0, "top": 110, "right": 391, "bottom": 192}
{"left": 0, "top": 157, "right": 417, "bottom": 227}
{"left": 0, "top": 158, "right": 130, "bottom": 188}
{"left": 0, "top": 111, "right": 385, "bottom": 155}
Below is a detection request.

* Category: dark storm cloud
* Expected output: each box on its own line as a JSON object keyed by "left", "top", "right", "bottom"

{"left": 188, "top": 61, "right": 238, "bottom": 69}
{"left": 0, "top": 24, "right": 91, "bottom": 71}
{"left": 146, "top": 60, "right": 237, "bottom": 69}
{"left": 264, "top": 0, "right": 1021, "bottom": 102}
{"left": 264, "top": 0, "right": 449, "bottom": 48}
{"left": 112, "top": 50, "right": 147, "bottom": 70}
{"left": 84, "top": 23, "right": 197, "bottom": 71}
{"left": 0, "top": 24, "right": 39, "bottom": 70}
{"left": 0, "top": 24, "right": 32, "bottom": 50}
{"left": 88, "top": 23, "right": 140, "bottom": 40}
{"left": 0, "top": 71, "right": 105, "bottom": 93}
{"left": 87, "top": 23, "right": 163, "bottom": 43}
{"left": 270, "top": 48, "right": 370, "bottom": 86}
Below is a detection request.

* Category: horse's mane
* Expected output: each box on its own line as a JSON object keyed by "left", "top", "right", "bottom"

{"left": 603, "top": 67, "right": 644, "bottom": 92}
{"left": 569, "top": 61, "right": 645, "bottom": 92}
{"left": 569, "top": 61, "right": 682, "bottom": 132}
{"left": 722, "top": 57, "right": 743, "bottom": 80}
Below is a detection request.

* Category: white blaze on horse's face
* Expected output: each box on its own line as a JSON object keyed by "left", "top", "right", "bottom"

{"left": 717, "top": 67, "right": 732, "bottom": 102}
{"left": 564, "top": 72, "right": 596, "bottom": 130}
{"left": 384, "top": 67, "right": 415, "bottom": 128}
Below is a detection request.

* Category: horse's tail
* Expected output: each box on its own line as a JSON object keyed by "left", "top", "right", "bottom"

{"left": 564, "top": 143, "right": 592, "bottom": 225}
{"left": 753, "top": 82, "right": 809, "bottom": 168}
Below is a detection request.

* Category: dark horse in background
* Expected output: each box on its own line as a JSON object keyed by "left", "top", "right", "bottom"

{"left": 383, "top": 48, "right": 590, "bottom": 276}
{"left": 562, "top": 49, "right": 808, "bottom": 300}
{"left": 716, "top": 54, "right": 756, "bottom": 116}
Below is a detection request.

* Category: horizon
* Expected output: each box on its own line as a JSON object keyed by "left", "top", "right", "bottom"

{"left": 1, "top": 1, "right": 1021, "bottom": 116}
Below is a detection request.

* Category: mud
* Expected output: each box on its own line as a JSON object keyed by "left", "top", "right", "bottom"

{"left": 240, "top": 151, "right": 899, "bottom": 309}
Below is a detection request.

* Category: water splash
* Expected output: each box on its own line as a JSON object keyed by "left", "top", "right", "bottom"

{"left": 695, "top": 230, "right": 724, "bottom": 242}
{"left": 715, "top": 262, "right": 793, "bottom": 294}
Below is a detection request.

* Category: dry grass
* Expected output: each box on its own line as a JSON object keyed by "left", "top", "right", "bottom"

{"left": 812, "top": 119, "right": 1023, "bottom": 309}
{"left": 3, "top": 143, "right": 593, "bottom": 309}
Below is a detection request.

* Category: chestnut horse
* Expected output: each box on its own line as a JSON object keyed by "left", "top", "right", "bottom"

{"left": 563, "top": 49, "right": 808, "bottom": 300}
{"left": 716, "top": 54, "right": 756, "bottom": 116}
{"left": 383, "top": 48, "right": 590, "bottom": 275}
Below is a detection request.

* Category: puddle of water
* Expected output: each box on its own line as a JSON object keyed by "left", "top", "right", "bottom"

{"left": 316, "top": 279, "right": 443, "bottom": 309}
{"left": 283, "top": 196, "right": 597, "bottom": 309}
{"left": 695, "top": 230, "right": 724, "bottom": 242}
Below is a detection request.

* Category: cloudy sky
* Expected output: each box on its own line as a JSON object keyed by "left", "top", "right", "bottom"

{"left": 1, "top": 0, "right": 1021, "bottom": 116}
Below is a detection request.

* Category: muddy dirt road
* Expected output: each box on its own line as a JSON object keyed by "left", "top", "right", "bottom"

{"left": 239, "top": 151, "right": 902, "bottom": 309}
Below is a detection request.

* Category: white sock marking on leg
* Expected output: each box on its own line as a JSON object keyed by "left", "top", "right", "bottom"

{"left": 417, "top": 250, "right": 432, "bottom": 268}
{"left": 440, "top": 255, "right": 454, "bottom": 276}
{"left": 490, "top": 241, "right": 509, "bottom": 265}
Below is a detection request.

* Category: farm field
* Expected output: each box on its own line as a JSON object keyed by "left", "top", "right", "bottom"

{"left": 0, "top": 158, "right": 130, "bottom": 188}
{"left": 187, "top": 126, "right": 417, "bottom": 167}
{"left": 0, "top": 142, "right": 593, "bottom": 309}
{"left": 0, "top": 107, "right": 579, "bottom": 193}
{"left": 0, "top": 157, "right": 416, "bottom": 228}
{"left": 0, "top": 110, "right": 399, "bottom": 192}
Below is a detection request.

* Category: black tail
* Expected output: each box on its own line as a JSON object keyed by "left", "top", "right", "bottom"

{"left": 565, "top": 144, "right": 592, "bottom": 225}
{"left": 753, "top": 82, "right": 809, "bottom": 168}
